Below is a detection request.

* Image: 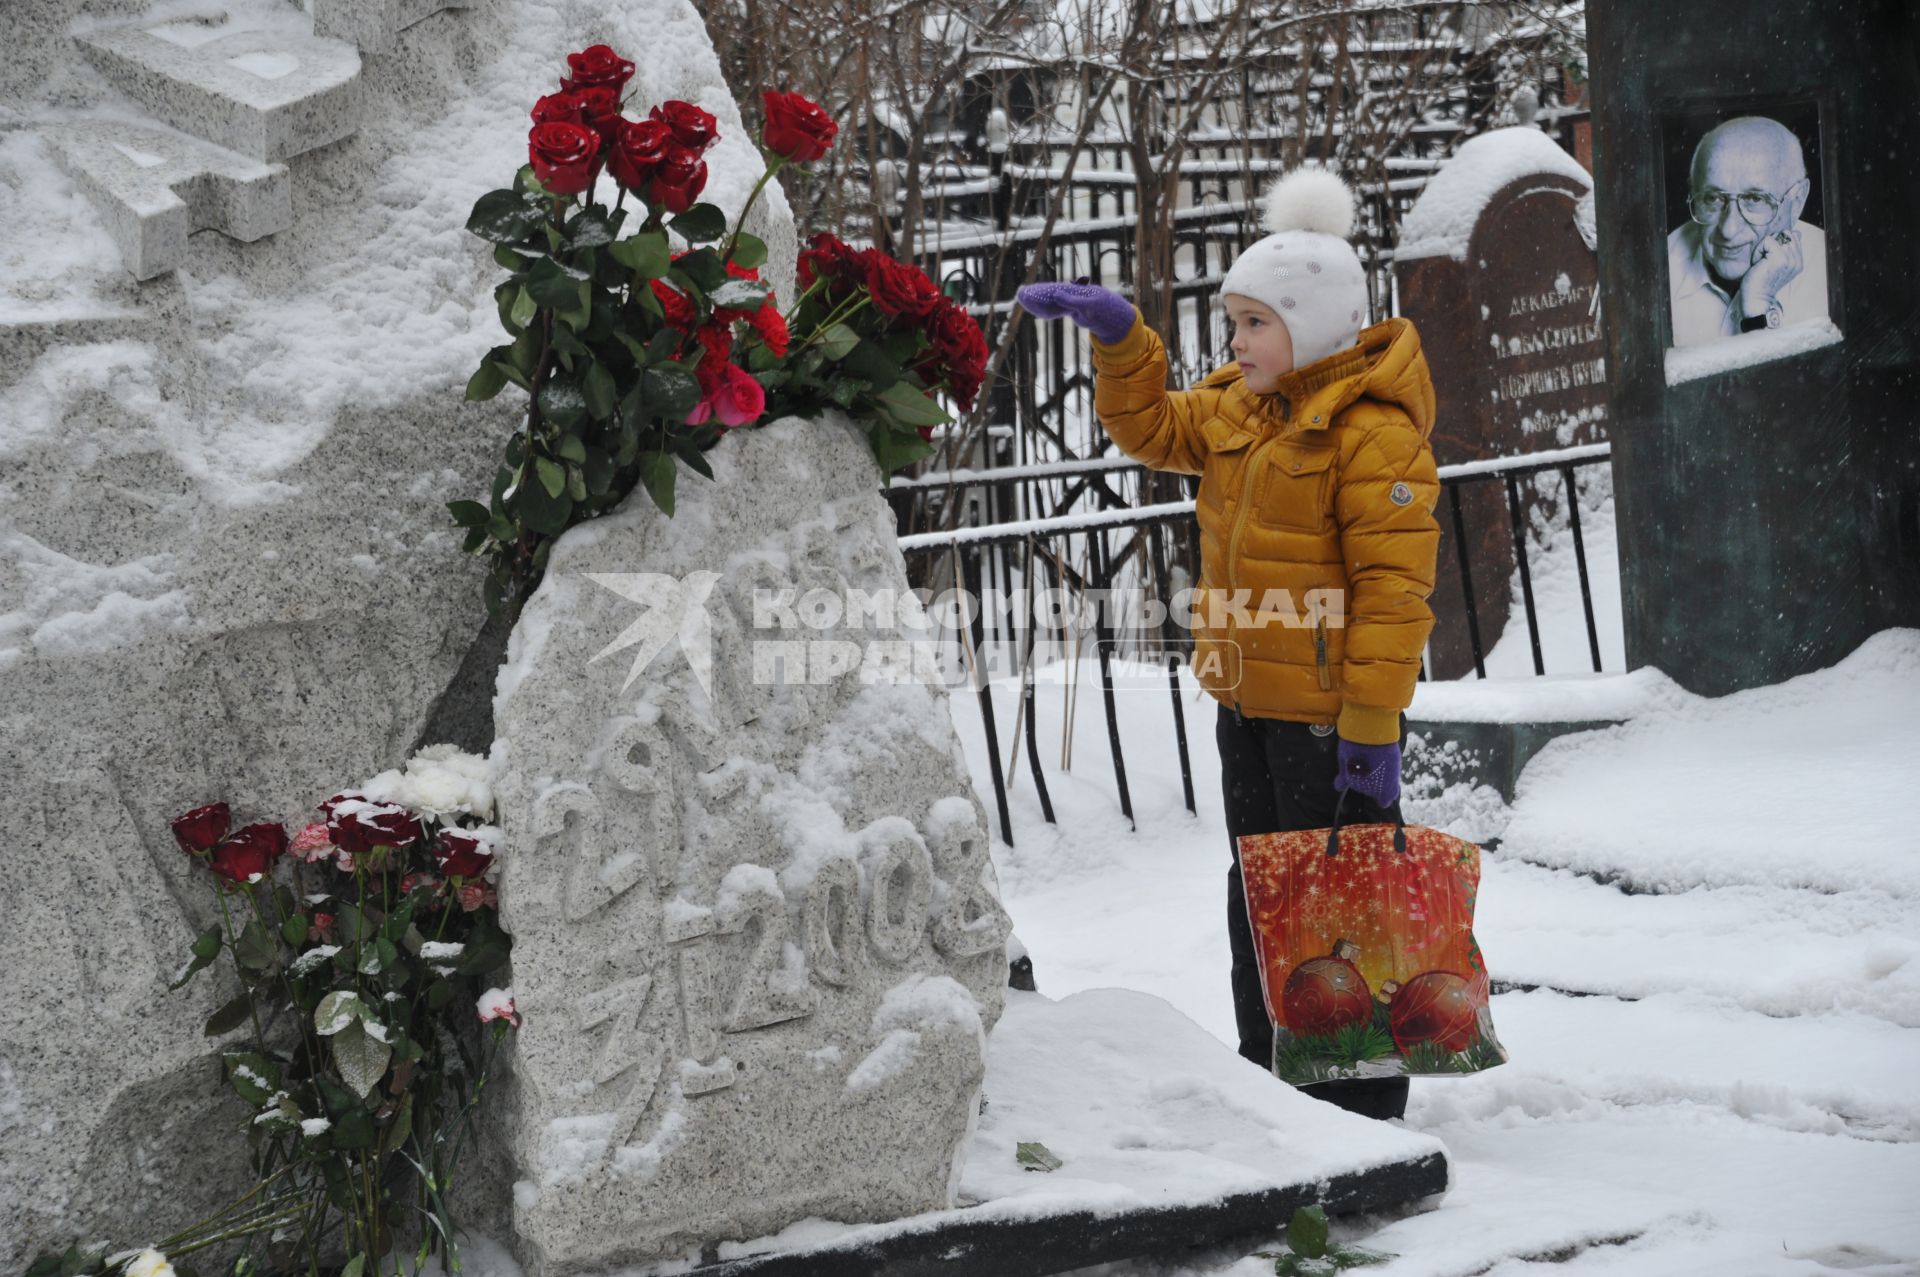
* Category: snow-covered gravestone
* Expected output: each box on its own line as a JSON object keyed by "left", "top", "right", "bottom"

{"left": 1395, "top": 126, "right": 1609, "bottom": 677}
{"left": 490, "top": 417, "right": 1013, "bottom": 1272}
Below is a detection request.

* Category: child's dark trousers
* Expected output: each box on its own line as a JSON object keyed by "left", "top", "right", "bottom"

{"left": 1216, "top": 701, "right": 1411, "bottom": 1122}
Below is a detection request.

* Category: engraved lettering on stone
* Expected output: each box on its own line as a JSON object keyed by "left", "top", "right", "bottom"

{"left": 716, "top": 871, "right": 819, "bottom": 1032}
{"left": 862, "top": 823, "right": 933, "bottom": 965}
{"left": 569, "top": 974, "right": 661, "bottom": 1153}
{"left": 803, "top": 854, "right": 862, "bottom": 987}
{"left": 601, "top": 716, "right": 679, "bottom": 901}
{"left": 927, "top": 814, "right": 1014, "bottom": 958}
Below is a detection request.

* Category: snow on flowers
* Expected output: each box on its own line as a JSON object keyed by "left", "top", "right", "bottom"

{"left": 451, "top": 42, "right": 984, "bottom": 621}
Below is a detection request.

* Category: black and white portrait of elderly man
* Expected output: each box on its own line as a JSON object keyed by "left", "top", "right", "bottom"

{"left": 1667, "top": 114, "right": 1830, "bottom": 348}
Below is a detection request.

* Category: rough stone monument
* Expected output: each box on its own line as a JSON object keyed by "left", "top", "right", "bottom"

{"left": 488, "top": 417, "right": 1013, "bottom": 1273}
{"left": 1396, "top": 126, "right": 1609, "bottom": 677}
{"left": 0, "top": 0, "right": 793, "bottom": 1263}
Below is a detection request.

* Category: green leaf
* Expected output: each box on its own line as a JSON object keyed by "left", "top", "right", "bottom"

{"left": 710, "top": 278, "right": 773, "bottom": 311}
{"left": 169, "top": 925, "right": 224, "bottom": 991}
{"left": 203, "top": 992, "right": 253, "bottom": 1038}
{"left": 553, "top": 434, "right": 588, "bottom": 465}
{"left": 280, "top": 913, "right": 310, "bottom": 946}
{"left": 583, "top": 446, "right": 614, "bottom": 496}
{"left": 233, "top": 919, "right": 277, "bottom": 972}
{"left": 492, "top": 243, "right": 531, "bottom": 271}
{"left": 875, "top": 380, "right": 951, "bottom": 428}
{"left": 535, "top": 457, "right": 567, "bottom": 499}
{"left": 670, "top": 203, "right": 727, "bottom": 244}
{"left": 508, "top": 285, "right": 537, "bottom": 331}
{"left": 867, "top": 421, "right": 936, "bottom": 474}
{"left": 566, "top": 463, "right": 587, "bottom": 503}
{"left": 509, "top": 327, "right": 541, "bottom": 377}
{"left": 467, "top": 189, "right": 545, "bottom": 244}
{"left": 673, "top": 248, "right": 726, "bottom": 292}
{"left": 465, "top": 359, "right": 508, "bottom": 402}
{"left": 644, "top": 362, "right": 701, "bottom": 418}
{"left": 609, "top": 231, "right": 670, "bottom": 279}
{"left": 828, "top": 376, "right": 867, "bottom": 408}
{"left": 526, "top": 257, "right": 590, "bottom": 308}
{"left": 1015, "top": 1141, "right": 1062, "bottom": 1172}
{"left": 637, "top": 452, "right": 676, "bottom": 516}
{"left": 674, "top": 437, "right": 717, "bottom": 480}
{"left": 223, "top": 1052, "right": 281, "bottom": 1106}
{"left": 566, "top": 207, "right": 615, "bottom": 248}
{"left": 513, "top": 474, "right": 574, "bottom": 535}
{"left": 380, "top": 1091, "right": 415, "bottom": 1157}
{"left": 331, "top": 1020, "right": 392, "bottom": 1100}
{"left": 1287, "top": 1206, "right": 1330, "bottom": 1260}
{"left": 815, "top": 323, "right": 861, "bottom": 360}
{"left": 583, "top": 362, "right": 618, "bottom": 420}
{"left": 538, "top": 378, "right": 588, "bottom": 429}
{"left": 731, "top": 231, "right": 768, "bottom": 270}
{"left": 447, "top": 500, "right": 491, "bottom": 529}
{"left": 315, "top": 990, "right": 367, "bottom": 1037}
{"left": 340, "top": 1252, "right": 368, "bottom": 1277}
{"left": 842, "top": 339, "right": 902, "bottom": 390}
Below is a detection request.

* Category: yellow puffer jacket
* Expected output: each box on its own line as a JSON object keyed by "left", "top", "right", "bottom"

{"left": 1091, "top": 313, "right": 1441, "bottom": 745}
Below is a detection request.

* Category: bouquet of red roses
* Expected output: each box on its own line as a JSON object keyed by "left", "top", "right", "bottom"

{"left": 756, "top": 233, "right": 990, "bottom": 473}
{"left": 453, "top": 43, "right": 835, "bottom": 617}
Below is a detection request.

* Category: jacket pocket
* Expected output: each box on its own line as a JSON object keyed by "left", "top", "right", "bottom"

{"left": 1259, "top": 445, "right": 1336, "bottom": 532}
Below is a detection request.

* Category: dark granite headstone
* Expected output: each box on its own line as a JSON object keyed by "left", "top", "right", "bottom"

{"left": 1396, "top": 129, "right": 1608, "bottom": 677}
{"left": 1587, "top": 0, "right": 1920, "bottom": 696}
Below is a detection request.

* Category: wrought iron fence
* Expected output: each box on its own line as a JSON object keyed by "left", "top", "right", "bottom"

{"left": 890, "top": 443, "right": 1614, "bottom": 847}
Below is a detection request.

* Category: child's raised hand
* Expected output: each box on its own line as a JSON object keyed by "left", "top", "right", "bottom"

{"left": 1015, "top": 279, "right": 1136, "bottom": 344}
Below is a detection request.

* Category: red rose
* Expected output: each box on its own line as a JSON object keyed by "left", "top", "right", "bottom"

{"left": 171, "top": 802, "right": 230, "bottom": 853}
{"left": 311, "top": 912, "right": 336, "bottom": 942}
{"left": 458, "top": 881, "right": 500, "bottom": 913}
{"left": 209, "top": 822, "right": 287, "bottom": 885}
{"left": 917, "top": 425, "right": 935, "bottom": 442}
{"left": 529, "top": 92, "right": 586, "bottom": 128}
{"left": 399, "top": 872, "right": 444, "bottom": 908}
{"left": 862, "top": 251, "right": 942, "bottom": 321}
{"left": 559, "top": 44, "right": 635, "bottom": 94}
{"left": 647, "top": 145, "right": 707, "bottom": 214}
{"left": 569, "top": 86, "right": 623, "bottom": 147}
{"left": 761, "top": 90, "right": 837, "bottom": 163}
{"left": 435, "top": 829, "right": 494, "bottom": 880}
{"left": 710, "top": 364, "right": 766, "bottom": 429}
{"left": 528, "top": 121, "right": 600, "bottom": 196}
{"left": 745, "top": 304, "right": 789, "bottom": 357}
{"left": 651, "top": 279, "right": 697, "bottom": 333}
{"left": 926, "top": 301, "right": 989, "bottom": 407}
{"left": 798, "top": 232, "right": 854, "bottom": 290}
{"left": 607, "top": 118, "right": 671, "bottom": 190}
{"left": 649, "top": 100, "right": 718, "bottom": 151}
{"left": 328, "top": 799, "right": 423, "bottom": 856}
{"left": 693, "top": 322, "right": 734, "bottom": 385}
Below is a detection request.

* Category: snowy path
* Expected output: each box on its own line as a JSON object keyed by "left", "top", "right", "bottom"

{"left": 952, "top": 633, "right": 1920, "bottom": 1276}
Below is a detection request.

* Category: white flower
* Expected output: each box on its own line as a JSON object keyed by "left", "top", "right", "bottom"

{"left": 360, "top": 745, "right": 493, "bottom": 822}
{"left": 126, "top": 1251, "right": 175, "bottom": 1277}
{"left": 477, "top": 987, "right": 520, "bottom": 1027}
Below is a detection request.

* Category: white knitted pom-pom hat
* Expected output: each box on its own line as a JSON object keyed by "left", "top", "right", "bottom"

{"left": 1220, "top": 168, "right": 1370, "bottom": 371}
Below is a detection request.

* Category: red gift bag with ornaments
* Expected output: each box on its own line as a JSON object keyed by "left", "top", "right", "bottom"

{"left": 1237, "top": 796, "right": 1508, "bottom": 1084}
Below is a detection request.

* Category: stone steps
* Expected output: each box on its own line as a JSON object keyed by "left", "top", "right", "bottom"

{"left": 48, "top": 0, "right": 462, "bottom": 280}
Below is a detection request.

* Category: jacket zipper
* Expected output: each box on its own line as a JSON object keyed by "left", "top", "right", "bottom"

{"left": 1225, "top": 395, "right": 1290, "bottom": 717}
{"left": 1315, "top": 618, "right": 1333, "bottom": 692}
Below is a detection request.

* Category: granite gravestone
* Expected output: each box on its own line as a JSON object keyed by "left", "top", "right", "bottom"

{"left": 1587, "top": 0, "right": 1920, "bottom": 694}
{"left": 1397, "top": 126, "right": 1608, "bottom": 677}
{"left": 489, "top": 416, "right": 1013, "bottom": 1274}
{"left": 0, "top": 0, "right": 794, "bottom": 1264}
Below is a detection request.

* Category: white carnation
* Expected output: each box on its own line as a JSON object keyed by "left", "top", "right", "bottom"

{"left": 126, "top": 1251, "right": 175, "bottom": 1277}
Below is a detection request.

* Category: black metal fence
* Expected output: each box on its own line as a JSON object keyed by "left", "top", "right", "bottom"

{"left": 889, "top": 443, "right": 1614, "bottom": 847}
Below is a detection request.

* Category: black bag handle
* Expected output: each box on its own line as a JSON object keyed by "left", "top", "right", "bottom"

{"left": 1325, "top": 787, "right": 1409, "bottom": 859}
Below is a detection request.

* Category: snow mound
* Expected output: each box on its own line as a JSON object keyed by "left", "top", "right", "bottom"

{"left": 1398, "top": 127, "right": 1592, "bottom": 262}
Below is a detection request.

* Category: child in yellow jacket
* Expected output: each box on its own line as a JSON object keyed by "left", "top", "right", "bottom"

{"left": 1018, "top": 170, "right": 1441, "bottom": 1121}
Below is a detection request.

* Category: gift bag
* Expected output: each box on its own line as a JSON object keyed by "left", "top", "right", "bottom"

{"left": 1238, "top": 795, "right": 1508, "bottom": 1084}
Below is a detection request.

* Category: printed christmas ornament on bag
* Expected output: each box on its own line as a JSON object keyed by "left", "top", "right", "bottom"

{"left": 1239, "top": 803, "right": 1508, "bottom": 1084}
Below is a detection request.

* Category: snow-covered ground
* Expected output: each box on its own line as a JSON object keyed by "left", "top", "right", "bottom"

{"left": 954, "top": 630, "right": 1920, "bottom": 1276}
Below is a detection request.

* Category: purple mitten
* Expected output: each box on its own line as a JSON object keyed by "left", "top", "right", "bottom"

{"left": 1335, "top": 738, "right": 1402, "bottom": 809}
{"left": 1015, "top": 279, "right": 1136, "bottom": 344}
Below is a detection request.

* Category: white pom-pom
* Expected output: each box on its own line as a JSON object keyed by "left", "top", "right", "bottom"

{"left": 1261, "top": 168, "right": 1356, "bottom": 238}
